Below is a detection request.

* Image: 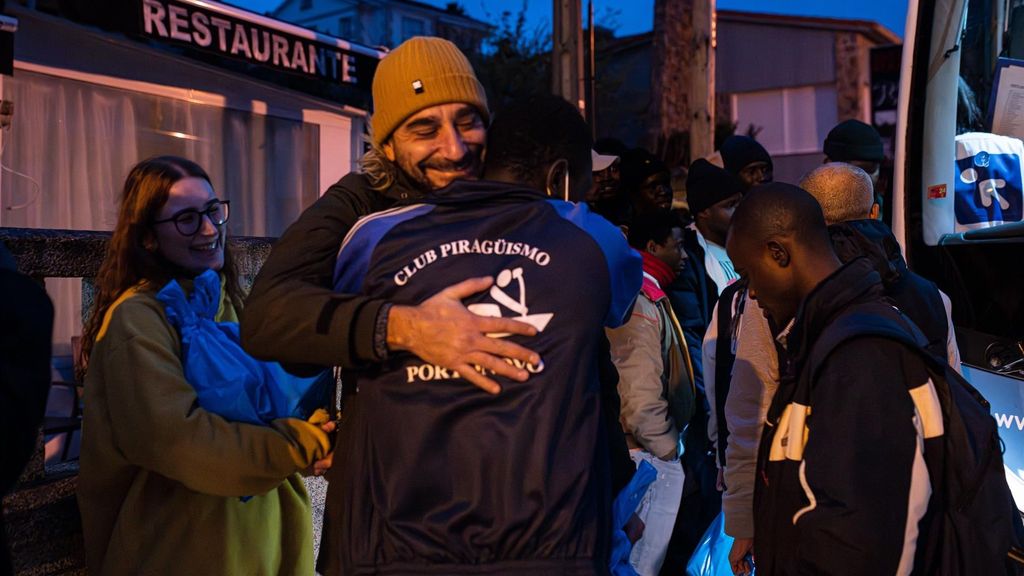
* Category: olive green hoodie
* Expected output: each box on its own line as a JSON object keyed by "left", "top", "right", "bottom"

{"left": 78, "top": 283, "right": 330, "bottom": 576}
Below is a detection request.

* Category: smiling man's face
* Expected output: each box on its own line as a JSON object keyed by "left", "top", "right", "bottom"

{"left": 383, "top": 103, "right": 487, "bottom": 191}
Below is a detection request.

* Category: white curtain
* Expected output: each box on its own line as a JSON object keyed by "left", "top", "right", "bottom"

{"left": 1, "top": 68, "right": 320, "bottom": 358}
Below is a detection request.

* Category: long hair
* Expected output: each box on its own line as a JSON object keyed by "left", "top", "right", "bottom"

{"left": 78, "top": 156, "right": 244, "bottom": 380}
{"left": 359, "top": 142, "right": 397, "bottom": 192}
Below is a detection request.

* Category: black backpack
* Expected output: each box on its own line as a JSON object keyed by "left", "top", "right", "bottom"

{"left": 800, "top": 302, "right": 1024, "bottom": 575}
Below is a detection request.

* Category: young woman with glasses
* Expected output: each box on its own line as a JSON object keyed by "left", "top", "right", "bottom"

{"left": 76, "top": 156, "right": 330, "bottom": 575}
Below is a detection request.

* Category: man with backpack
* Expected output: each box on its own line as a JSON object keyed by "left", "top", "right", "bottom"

{"left": 719, "top": 164, "right": 962, "bottom": 574}
{"left": 726, "top": 182, "right": 1020, "bottom": 575}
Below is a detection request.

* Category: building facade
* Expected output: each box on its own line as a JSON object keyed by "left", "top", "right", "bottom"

{"left": 1, "top": 0, "right": 383, "bottom": 357}
{"left": 597, "top": 10, "right": 901, "bottom": 184}
{"left": 272, "top": 0, "right": 491, "bottom": 53}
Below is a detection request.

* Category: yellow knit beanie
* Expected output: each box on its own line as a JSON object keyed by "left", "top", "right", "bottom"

{"left": 370, "top": 36, "right": 489, "bottom": 147}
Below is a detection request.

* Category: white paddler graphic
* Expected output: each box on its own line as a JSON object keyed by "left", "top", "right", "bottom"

{"left": 467, "top": 267, "right": 554, "bottom": 337}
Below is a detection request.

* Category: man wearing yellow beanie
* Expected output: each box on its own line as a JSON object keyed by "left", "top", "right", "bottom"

{"left": 364, "top": 35, "right": 490, "bottom": 191}
{"left": 243, "top": 36, "right": 539, "bottom": 396}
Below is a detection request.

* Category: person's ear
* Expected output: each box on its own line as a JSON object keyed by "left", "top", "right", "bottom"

{"left": 693, "top": 209, "right": 707, "bottom": 226}
{"left": 767, "top": 240, "right": 790, "bottom": 267}
{"left": 143, "top": 231, "right": 158, "bottom": 252}
{"left": 382, "top": 140, "right": 396, "bottom": 162}
{"left": 645, "top": 239, "right": 660, "bottom": 254}
{"left": 870, "top": 203, "right": 881, "bottom": 220}
{"left": 545, "top": 158, "right": 569, "bottom": 198}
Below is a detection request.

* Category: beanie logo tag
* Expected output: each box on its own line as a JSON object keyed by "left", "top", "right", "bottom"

{"left": 412, "top": 79, "right": 424, "bottom": 94}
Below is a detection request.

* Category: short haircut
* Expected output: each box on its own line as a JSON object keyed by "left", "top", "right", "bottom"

{"left": 485, "top": 94, "right": 592, "bottom": 189}
{"left": 799, "top": 162, "right": 875, "bottom": 224}
{"left": 627, "top": 210, "right": 679, "bottom": 250}
{"left": 729, "top": 182, "right": 831, "bottom": 252}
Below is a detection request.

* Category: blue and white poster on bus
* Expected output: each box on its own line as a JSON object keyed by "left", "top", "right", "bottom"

{"left": 954, "top": 132, "right": 1024, "bottom": 229}
{"left": 963, "top": 366, "right": 1024, "bottom": 510}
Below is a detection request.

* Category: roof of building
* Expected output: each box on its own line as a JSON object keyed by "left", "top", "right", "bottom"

{"left": 716, "top": 10, "right": 901, "bottom": 45}
{"left": 271, "top": 0, "right": 491, "bottom": 31}
{"left": 599, "top": 9, "right": 900, "bottom": 56}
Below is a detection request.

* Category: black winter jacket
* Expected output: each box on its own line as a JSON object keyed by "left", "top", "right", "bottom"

{"left": 828, "top": 219, "right": 950, "bottom": 361}
{"left": 754, "top": 258, "right": 936, "bottom": 575}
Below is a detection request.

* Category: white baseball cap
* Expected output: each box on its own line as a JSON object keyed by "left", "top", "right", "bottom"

{"left": 592, "top": 150, "right": 618, "bottom": 172}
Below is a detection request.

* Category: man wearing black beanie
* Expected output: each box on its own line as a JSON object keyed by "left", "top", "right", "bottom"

{"left": 685, "top": 159, "right": 746, "bottom": 295}
{"left": 720, "top": 135, "right": 774, "bottom": 189}
{"left": 823, "top": 119, "right": 885, "bottom": 219}
{"left": 658, "top": 158, "right": 746, "bottom": 568}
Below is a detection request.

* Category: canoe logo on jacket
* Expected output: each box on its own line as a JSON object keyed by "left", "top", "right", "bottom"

{"left": 394, "top": 239, "right": 553, "bottom": 286}
{"left": 468, "top": 267, "right": 554, "bottom": 336}
{"left": 405, "top": 267, "right": 550, "bottom": 383}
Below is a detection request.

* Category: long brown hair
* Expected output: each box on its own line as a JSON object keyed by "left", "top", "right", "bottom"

{"left": 78, "top": 156, "right": 244, "bottom": 380}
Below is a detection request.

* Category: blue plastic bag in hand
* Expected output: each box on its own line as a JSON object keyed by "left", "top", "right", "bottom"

{"left": 156, "top": 270, "right": 328, "bottom": 425}
{"left": 686, "top": 511, "right": 751, "bottom": 576}
{"left": 609, "top": 460, "right": 657, "bottom": 576}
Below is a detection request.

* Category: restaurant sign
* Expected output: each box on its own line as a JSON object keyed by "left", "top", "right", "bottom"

{"left": 138, "top": 0, "right": 382, "bottom": 89}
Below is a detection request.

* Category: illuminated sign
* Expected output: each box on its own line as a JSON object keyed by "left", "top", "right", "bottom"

{"left": 138, "top": 0, "right": 380, "bottom": 89}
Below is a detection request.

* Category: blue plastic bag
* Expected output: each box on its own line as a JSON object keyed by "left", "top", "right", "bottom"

{"left": 686, "top": 511, "right": 751, "bottom": 576}
{"left": 609, "top": 460, "right": 658, "bottom": 576}
{"left": 156, "top": 270, "right": 328, "bottom": 425}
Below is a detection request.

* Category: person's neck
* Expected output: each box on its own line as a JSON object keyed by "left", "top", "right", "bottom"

{"left": 696, "top": 223, "right": 725, "bottom": 247}
{"left": 482, "top": 167, "right": 539, "bottom": 190}
{"left": 641, "top": 251, "right": 676, "bottom": 288}
{"left": 795, "top": 251, "right": 843, "bottom": 303}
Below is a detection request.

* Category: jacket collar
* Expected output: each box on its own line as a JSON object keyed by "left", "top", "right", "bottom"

{"left": 785, "top": 257, "right": 885, "bottom": 368}
{"left": 422, "top": 179, "right": 549, "bottom": 206}
{"left": 828, "top": 219, "right": 906, "bottom": 287}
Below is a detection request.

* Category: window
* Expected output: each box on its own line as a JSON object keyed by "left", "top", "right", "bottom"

{"left": 0, "top": 68, "right": 325, "bottom": 357}
{"left": 401, "top": 16, "right": 426, "bottom": 40}
{"left": 731, "top": 85, "right": 838, "bottom": 155}
{"left": 338, "top": 16, "right": 353, "bottom": 39}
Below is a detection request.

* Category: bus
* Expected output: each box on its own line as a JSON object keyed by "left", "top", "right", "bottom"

{"left": 895, "top": 0, "right": 1024, "bottom": 509}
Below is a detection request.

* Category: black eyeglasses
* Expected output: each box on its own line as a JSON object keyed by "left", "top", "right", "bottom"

{"left": 153, "top": 199, "right": 230, "bottom": 236}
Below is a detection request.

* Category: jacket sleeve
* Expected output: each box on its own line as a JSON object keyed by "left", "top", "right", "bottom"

{"left": 938, "top": 290, "right": 962, "bottom": 374}
{"left": 790, "top": 338, "right": 931, "bottom": 575}
{"left": 240, "top": 175, "right": 389, "bottom": 371}
{"left": 702, "top": 305, "right": 719, "bottom": 465}
{"left": 102, "top": 297, "right": 330, "bottom": 497}
{"left": 607, "top": 298, "right": 679, "bottom": 460}
{"left": 722, "top": 297, "right": 778, "bottom": 539}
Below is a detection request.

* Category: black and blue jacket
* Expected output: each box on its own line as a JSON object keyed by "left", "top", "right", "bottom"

{"left": 321, "top": 180, "right": 641, "bottom": 575}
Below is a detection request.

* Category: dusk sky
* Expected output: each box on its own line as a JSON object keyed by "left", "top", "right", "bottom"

{"left": 231, "top": 0, "right": 909, "bottom": 40}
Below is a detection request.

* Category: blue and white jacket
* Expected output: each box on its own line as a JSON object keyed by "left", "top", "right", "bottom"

{"left": 322, "top": 180, "right": 641, "bottom": 576}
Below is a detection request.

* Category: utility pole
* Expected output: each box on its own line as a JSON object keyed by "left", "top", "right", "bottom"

{"left": 552, "top": 0, "right": 585, "bottom": 115}
{"left": 585, "top": 0, "right": 596, "bottom": 136}
{"left": 650, "top": 0, "right": 715, "bottom": 164}
{"left": 690, "top": 0, "right": 715, "bottom": 161}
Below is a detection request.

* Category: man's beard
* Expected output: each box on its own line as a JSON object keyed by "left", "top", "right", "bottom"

{"left": 404, "top": 151, "right": 483, "bottom": 192}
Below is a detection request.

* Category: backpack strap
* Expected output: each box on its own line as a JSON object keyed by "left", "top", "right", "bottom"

{"left": 802, "top": 303, "right": 922, "bottom": 384}
{"left": 713, "top": 279, "right": 746, "bottom": 466}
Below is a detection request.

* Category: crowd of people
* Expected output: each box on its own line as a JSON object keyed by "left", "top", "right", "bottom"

{"left": 3, "top": 33, "right": 1022, "bottom": 576}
